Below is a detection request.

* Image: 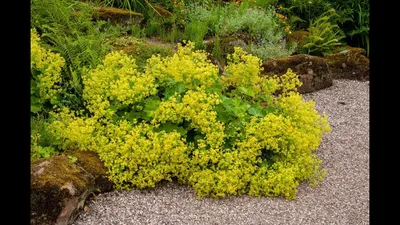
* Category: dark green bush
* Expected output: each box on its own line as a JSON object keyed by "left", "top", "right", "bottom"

{"left": 330, "top": 0, "right": 369, "bottom": 56}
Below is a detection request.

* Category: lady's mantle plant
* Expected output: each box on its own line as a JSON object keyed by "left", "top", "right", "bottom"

{"left": 48, "top": 41, "right": 331, "bottom": 200}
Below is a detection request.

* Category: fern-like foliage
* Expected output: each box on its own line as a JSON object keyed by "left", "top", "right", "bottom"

{"left": 329, "top": 0, "right": 369, "bottom": 57}
{"left": 300, "top": 10, "right": 345, "bottom": 56}
{"left": 277, "top": 0, "right": 332, "bottom": 30}
{"left": 31, "top": 0, "right": 121, "bottom": 110}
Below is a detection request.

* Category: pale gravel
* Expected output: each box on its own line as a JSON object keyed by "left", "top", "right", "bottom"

{"left": 73, "top": 79, "right": 369, "bottom": 225}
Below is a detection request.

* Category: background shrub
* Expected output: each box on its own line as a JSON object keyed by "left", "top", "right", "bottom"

{"left": 300, "top": 9, "right": 345, "bottom": 56}
{"left": 330, "top": 0, "right": 369, "bottom": 56}
{"left": 246, "top": 40, "right": 296, "bottom": 61}
{"left": 276, "top": 0, "right": 332, "bottom": 30}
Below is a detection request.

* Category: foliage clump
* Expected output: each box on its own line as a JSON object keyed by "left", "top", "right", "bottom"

{"left": 31, "top": 29, "right": 65, "bottom": 113}
{"left": 48, "top": 41, "right": 330, "bottom": 200}
{"left": 300, "top": 9, "right": 345, "bottom": 56}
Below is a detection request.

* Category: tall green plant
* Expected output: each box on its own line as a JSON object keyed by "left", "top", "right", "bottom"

{"left": 300, "top": 10, "right": 345, "bottom": 56}
{"left": 330, "top": 0, "right": 369, "bottom": 56}
{"left": 277, "top": 0, "right": 332, "bottom": 30}
{"left": 186, "top": 20, "right": 208, "bottom": 49}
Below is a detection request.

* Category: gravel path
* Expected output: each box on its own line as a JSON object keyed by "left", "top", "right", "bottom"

{"left": 73, "top": 79, "right": 369, "bottom": 225}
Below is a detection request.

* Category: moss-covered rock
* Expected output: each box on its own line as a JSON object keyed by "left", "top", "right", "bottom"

{"left": 323, "top": 46, "right": 369, "bottom": 81}
{"left": 111, "top": 36, "right": 174, "bottom": 72}
{"left": 71, "top": 150, "right": 113, "bottom": 193}
{"left": 261, "top": 54, "right": 333, "bottom": 93}
{"left": 31, "top": 156, "right": 95, "bottom": 225}
{"left": 92, "top": 6, "right": 144, "bottom": 28}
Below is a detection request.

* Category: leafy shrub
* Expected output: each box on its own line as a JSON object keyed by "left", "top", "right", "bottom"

{"left": 246, "top": 39, "right": 296, "bottom": 61}
{"left": 49, "top": 42, "right": 330, "bottom": 199}
{"left": 31, "top": 115, "right": 60, "bottom": 161}
{"left": 300, "top": 10, "right": 345, "bottom": 56}
{"left": 277, "top": 0, "right": 332, "bottom": 30}
{"left": 185, "top": 3, "right": 293, "bottom": 63}
{"left": 185, "top": 3, "right": 222, "bottom": 37}
{"left": 217, "top": 6, "right": 284, "bottom": 43}
{"left": 31, "top": 29, "right": 65, "bottom": 114}
{"left": 185, "top": 20, "right": 209, "bottom": 49}
{"left": 31, "top": 29, "right": 68, "bottom": 161}
{"left": 31, "top": 0, "right": 121, "bottom": 111}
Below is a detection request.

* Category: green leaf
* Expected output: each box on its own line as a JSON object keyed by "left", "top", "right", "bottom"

{"left": 125, "top": 110, "right": 142, "bottom": 121}
{"left": 50, "top": 94, "right": 61, "bottom": 105}
{"left": 215, "top": 104, "right": 231, "bottom": 123}
{"left": 31, "top": 96, "right": 42, "bottom": 113}
{"left": 221, "top": 96, "right": 250, "bottom": 118}
{"left": 31, "top": 67, "right": 41, "bottom": 80}
{"left": 143, "top": 97, "right": 161, "bottom": 119}
{"left": 164, "top": 82, "right": 186, "bottom": 99}
{"left": 248, "top": 106, "right": 264, "bottom": 117}
{"left": 156, "top": 122, "right": 187, "bottom": 135}
{"left": 206, "top": 81, "right": 224, "bottom": 94}
{"left": 238, "top": 86, "right": 255, "bottom": 98}
{"left": 68, "top": 155, "right": 78, "bottom": 163}
{"left": 38, "top": 146, "right": 55, "bottom": 159}
{"left": 31, "top": 80, "right": 39, "bottom": 95}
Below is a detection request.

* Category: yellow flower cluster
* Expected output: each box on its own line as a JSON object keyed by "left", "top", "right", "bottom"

{"left": 272, "top": 68, "right": 303, "bottom": 95}
{"left": 242, "top": 114, "right": 295, "bottom": 155}
{"left": 224, "top": 47, "right": 265, "bottom": 94}
{"left": 82, "top": 51, "right": 157, "bottom": 118}
{"left": 152, "top": 88, "right": 225, "bottom": 169}
{"left": 48, "top": 108, "right": 99, "bottom": 150}
{"left": 145, "top": 42, "right": 220, "bottom": 90}
{"left": 189, "top": 149, "right": 258, "bottom": 198}
{"left": 224, "top": 47, "right": 282, "bottom": 96}
{"left": 276, "top": 92, "right": 331, "bottom": 153}
{"left": 30, "top": 29, "right": 64, "bottom": 102}
{"left": 48, "top": 43, "right": 331, "bottom": 200}
{"left": 96, "top": 122, "right": 191, "bottom": 189}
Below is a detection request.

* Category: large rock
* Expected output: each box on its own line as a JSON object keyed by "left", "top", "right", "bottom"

{"left": 31, "top": 156, "right": 94, "bottom": 225}
{"left": 71, "top": 151, "right": 113, "bottom": 193}
{"left": 31, "top": 152, "right": 113, "bottom": 225}
{"left": 92, "top": 7, "right": 144, "bottom": 28}
{"left": 111, "top": 36, "right": 174, "bottom": 71}
{"left": 261, "top": 54, "right": 333, "bottom": 94}
{"left": 323, "top": 46, "right": 369, "bottom": 81}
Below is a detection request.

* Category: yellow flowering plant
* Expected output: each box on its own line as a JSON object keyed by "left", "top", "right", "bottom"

{"left": 31, "top": 28, "right": 65, "bottom": 113}
{"left": 49, "top": 41, "right": 330, "bottom": 200}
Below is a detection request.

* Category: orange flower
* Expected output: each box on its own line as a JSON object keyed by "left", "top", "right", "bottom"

{"left": 276, "top": 13, "right": 286, "bottom": 19}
